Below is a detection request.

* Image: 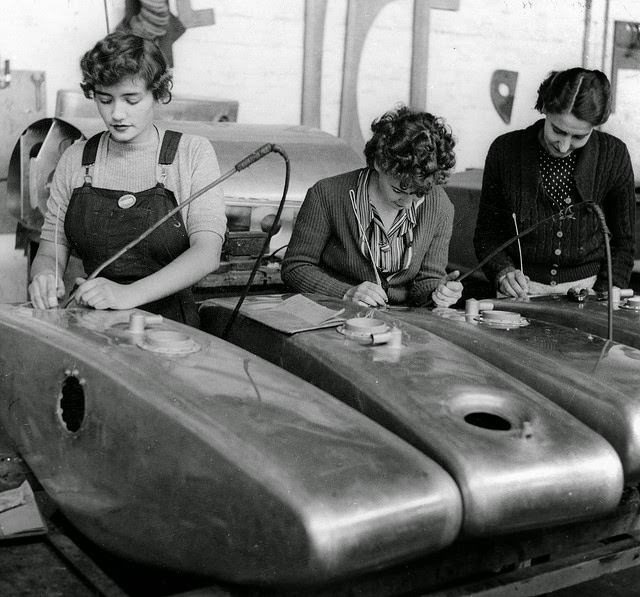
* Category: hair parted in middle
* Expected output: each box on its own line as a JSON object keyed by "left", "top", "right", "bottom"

{"left": 534, "top": 67, "right": 611, "bottom": 126}
{"left": 80, "top": 31, "right": 173, "bottom": 103}
{"left": 364, "top": 105, "right": 456, "bottom": 196}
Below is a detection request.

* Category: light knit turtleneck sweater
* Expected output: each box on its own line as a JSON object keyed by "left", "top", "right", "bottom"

{"left": 40, "top": 125, "right": 226, "bottom": 247}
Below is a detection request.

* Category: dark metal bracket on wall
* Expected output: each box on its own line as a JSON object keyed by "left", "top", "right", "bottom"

{"left": 611, "top": 21, "right": 640, "bottom": 112}
{"left": 490, "top": 69, "right": 518, "bottom": 124}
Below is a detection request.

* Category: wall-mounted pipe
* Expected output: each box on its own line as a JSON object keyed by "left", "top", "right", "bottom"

{"left": 602, "top": 0, "right": 611, "bottom": 73}
{"left": 582, "top": 0, "right": 592, "bottom": 67}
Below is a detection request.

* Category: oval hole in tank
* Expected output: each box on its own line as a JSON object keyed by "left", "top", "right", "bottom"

{"left": 58, "top": 375, "right": 85, "bottom": 433}
{"left": 464, "top": 411, "right": 512, "bottom": 431}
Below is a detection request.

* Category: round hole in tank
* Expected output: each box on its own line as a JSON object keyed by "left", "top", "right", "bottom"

{"left": 448, "top": 391, "right": 529, "bottom": 433}
{"left": 57, "top": 375, "right": 85, "bottom": 433}
{"left": 464, "top": 411, "right": 512, "bottom": 431}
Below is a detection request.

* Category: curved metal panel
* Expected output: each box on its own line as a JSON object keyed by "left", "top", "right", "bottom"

{"left": 339, "top": 0, "right": 392, "bottom": 151}
{"left": 0, "top": 304, "right": 461, "bottom": 584}
{"left": 200, "top": 296, "right": 623, "bottom": 537}
{"left": 391, "top": 305, "right": 640, "bottom": 482}
{"left": 489, "top": 294, "right": 640, "bottom": 350}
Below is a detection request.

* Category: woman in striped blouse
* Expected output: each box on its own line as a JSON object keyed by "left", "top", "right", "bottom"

{"left": 282, "top": 106, "right": 462, "bottom": 308}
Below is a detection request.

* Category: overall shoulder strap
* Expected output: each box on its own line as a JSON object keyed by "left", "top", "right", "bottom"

{"left": 158, "top": 130, "right": 182, "bottom": 165}
{"left": 81, "top": 133, "right": 103, "bottom": 166}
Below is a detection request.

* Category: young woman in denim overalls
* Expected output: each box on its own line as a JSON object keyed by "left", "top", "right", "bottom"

{"left": 29, "top": 32, "right": 226, "bottom": 327}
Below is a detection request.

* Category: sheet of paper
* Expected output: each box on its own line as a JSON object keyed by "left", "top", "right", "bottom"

{"left": 0, "top": 483, "right": 26, "bottom": 513}
{"left": 273, "top": 294, "right": 343, "bottom": 325}
{"left": 235, "top": 294, "right": 346, "bottom": 334}
{"left": 0, "top": 480, "right": 47, "bottom": 538}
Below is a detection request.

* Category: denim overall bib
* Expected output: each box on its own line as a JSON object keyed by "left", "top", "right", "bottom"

{"left": 64, "top": 130, "right": 199, "bottom": 327}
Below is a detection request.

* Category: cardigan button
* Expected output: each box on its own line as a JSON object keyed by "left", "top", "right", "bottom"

{"left": 556, "top": 231, "right": 563, "bottom": 238}
{"left": 550, "top": 269, "right": 557, "bottom": 275}
{"left": 550, "top": 280, "right": 557, "bottom": 286}
{"left": 554, "top": 248, "right": 562, "bottom": 256}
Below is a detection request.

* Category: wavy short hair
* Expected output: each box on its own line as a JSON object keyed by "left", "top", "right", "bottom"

{"left": 80, "top": 31, "right": 172, "bottom": 103}
{"left": 364, "top": 106, "right": 456, "bottom": 196}
{"left": 535, "top": 68, "right": 611, "bottom": 126}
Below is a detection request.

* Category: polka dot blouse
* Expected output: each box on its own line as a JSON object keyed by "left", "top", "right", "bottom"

{"left": 538, "top": 147, "right": 578, "bottom": 210}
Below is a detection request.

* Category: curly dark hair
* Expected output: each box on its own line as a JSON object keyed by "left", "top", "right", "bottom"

{"left": 535, "top": 68, "right": 611, "bottom": 126}
{"left": 80, "top": 31, "right": 172, "bottom": 103}
{"left": 364, "top": 106, "right": 456, "bottom": 196}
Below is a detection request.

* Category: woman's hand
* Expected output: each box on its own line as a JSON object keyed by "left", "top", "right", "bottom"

{"left": 343, "top": 282, "right": 388, "bottom": 307}
{"left": 73, "top": 277, "right": 136, "bottom": 310}
{"left": 29, "top": 271, "right": 65, "bottom": 309}
{"left": 431, "top": 270, "right": 463, "bottom": 308}
{"left": 498, "top": 269, "right": 529, "bottom": 298}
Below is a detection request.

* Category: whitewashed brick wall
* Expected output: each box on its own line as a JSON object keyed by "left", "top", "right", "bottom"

{"left": 0, "top": 0, "right": 638, "bottom": 302}
{"left": 171, "top": 0, "right": 305, "bottom": 125}
{"left": 0, "top": 0, "right": 637, "bottom": 172}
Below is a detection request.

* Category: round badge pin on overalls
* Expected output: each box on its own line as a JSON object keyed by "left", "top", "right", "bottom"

{"left": 118, "top": 194, "right": 137, "bottom": 209}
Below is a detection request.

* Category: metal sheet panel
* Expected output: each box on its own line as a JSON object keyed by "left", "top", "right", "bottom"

{"left": 486, "top": 294, "right": 640, "bottom": 350}
{"left": 200, "top": 295, "right": 623, "bottom": 536}
{"left": 0, "top": 71, "right": 47, "bottom": 180}
{"left": 0, "top": 304, "right": 461, "bottom": 584}
{"left": 392, "top": 305, "right": 640, "bottom": 482}
{"left": 55, "top": 88, "right": 239, "bottom": 122}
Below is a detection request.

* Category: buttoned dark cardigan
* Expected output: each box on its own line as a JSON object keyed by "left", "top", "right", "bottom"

{"left": 473, "top": 119, "right": 635, "bottom": 291}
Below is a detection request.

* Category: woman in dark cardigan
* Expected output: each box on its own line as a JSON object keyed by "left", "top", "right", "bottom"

{"left": 282, "top": 106, "right": 462, "bottom": 308}
{"left": 474, "top": 67, "right": 635, "bottom": 298}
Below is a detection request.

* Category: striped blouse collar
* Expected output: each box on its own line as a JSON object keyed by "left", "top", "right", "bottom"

{"left": 350, "top": 168, "right": 424, "bottom": 277}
